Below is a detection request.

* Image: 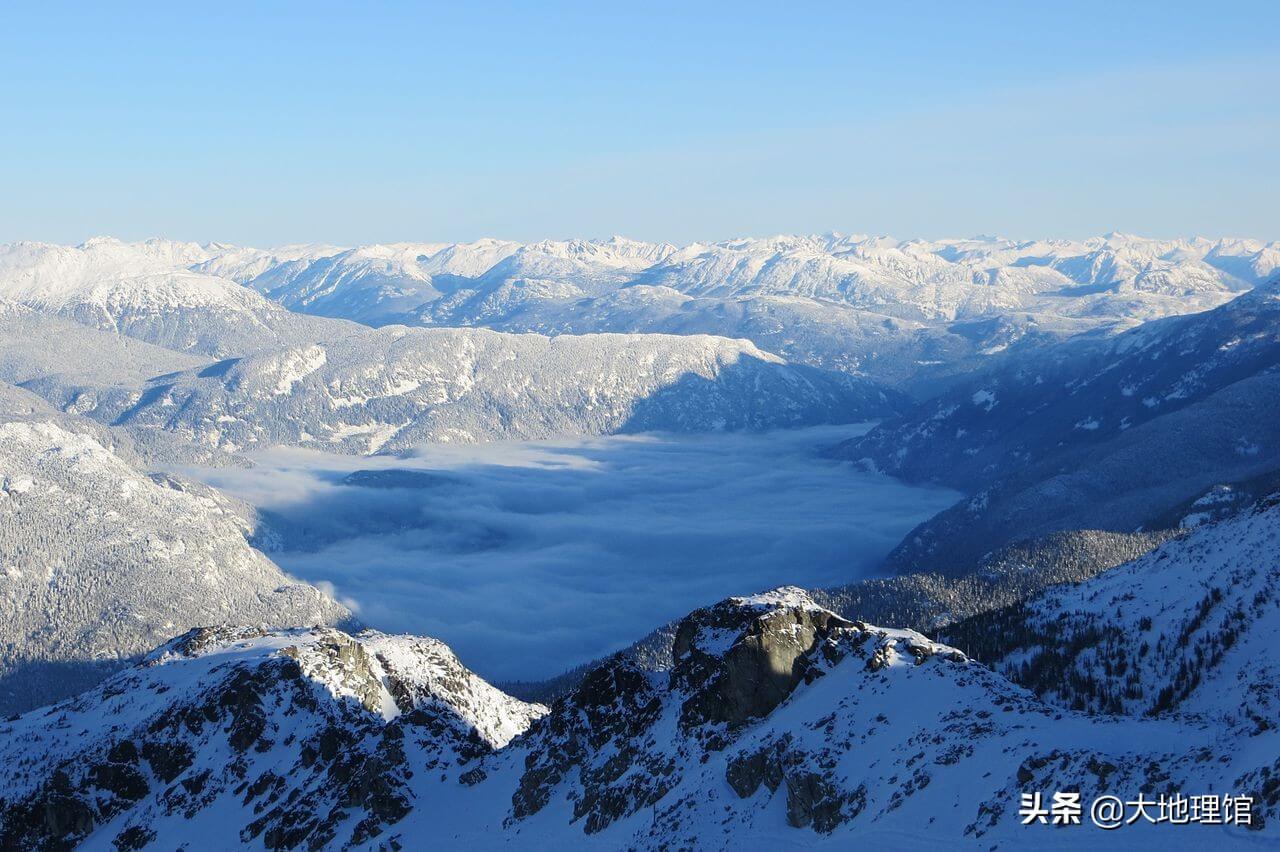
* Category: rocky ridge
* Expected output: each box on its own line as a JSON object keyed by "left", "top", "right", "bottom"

{"left": 2, "top": 575, "right": 1276, "bottom": 849}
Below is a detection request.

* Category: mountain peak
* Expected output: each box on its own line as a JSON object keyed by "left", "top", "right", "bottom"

{"left": 671, "top": 587, "right": 965, "bottom": 732}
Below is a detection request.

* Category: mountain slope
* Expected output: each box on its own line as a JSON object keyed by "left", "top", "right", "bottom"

{"left": 882, "top": 369, "right": 1280, "bottom": 572}
{"left": 0, "top": 239, "right": 359, "bottom": 357}
{"left": 837, "top": 280, "right": 1280, "bottom": 572}
{"left": 2, "top": 585, "right": 1274, "bottom": 848}
{"left": 0, "top": 300, "right": 203, "bottom": 390}
{"left": 845, "top": 279, "right": 1280, "bottom": 490}
{"left": 0, "top": 625, "right": 547, "bottom": 850}
{"left": 947, "top": 493, "right": 1280, "bottom": 727}
{"left": 0, "top": 419, "right": 349, "bottom": 714}
{"left": 77, "top": 327, "right": 903, "bottom": 454}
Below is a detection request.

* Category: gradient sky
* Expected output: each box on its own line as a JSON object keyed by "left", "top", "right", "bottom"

{"left": 2, "top": 1, "right": 1277, "bottom": 246}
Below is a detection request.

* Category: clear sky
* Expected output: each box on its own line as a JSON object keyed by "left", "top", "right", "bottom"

{"left": 2, "top": 1, "right": 1277, "bottom": 246}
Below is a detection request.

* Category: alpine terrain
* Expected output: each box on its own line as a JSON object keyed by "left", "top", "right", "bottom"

{"left": 0, "top": 233, "right": 1277, "bottom": 850}
{"left": 3, "top": 514, "right": 1278, "bottom": 849}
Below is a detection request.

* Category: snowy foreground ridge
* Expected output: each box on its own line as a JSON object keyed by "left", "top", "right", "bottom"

{"left": 3, "top": 489, "right": 1279, "bottom": 851}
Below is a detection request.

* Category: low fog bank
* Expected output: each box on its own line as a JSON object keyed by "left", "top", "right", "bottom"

{"left": 187, "top": 426, "right": 959, "bottom": 681}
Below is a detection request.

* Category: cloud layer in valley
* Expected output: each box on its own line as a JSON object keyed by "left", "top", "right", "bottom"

{"left": 188, "top": 426, "right": 959, "bottom": 682}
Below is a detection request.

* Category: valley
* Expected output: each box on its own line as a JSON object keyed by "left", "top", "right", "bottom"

{"left": 5, "top": 9, "right": 1278, "bottom": 846}
{"left": 0, "top": 232, "right": 1275, "bottom": 849}
{"left": 185, "top": 426, "right": 960, "bottom": 681}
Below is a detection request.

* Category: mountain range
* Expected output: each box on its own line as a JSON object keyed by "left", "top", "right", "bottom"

{"left": 8, "top": 233, "right": 1278, "bottom": 394}
{"left": 55, "top": 328, "right": 897, "bottom": 455}
{"left": 1, "top": 231, "right": 1278, "bottom": 849}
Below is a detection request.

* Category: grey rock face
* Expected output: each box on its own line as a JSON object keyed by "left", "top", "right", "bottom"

{"left": 0, "top": 627, "right": 547, "bottom": 851}
{"left": 672, "top": 595, "right": 856, "bottom": 729}
{"left": 724, "top": 732, "right": 867, "bottom": 832}
{"left": 4, "top": 574, "right": 1280, "bottom": 848}
{"left": 281, "top": 630, "right": 385, "bottom": 713}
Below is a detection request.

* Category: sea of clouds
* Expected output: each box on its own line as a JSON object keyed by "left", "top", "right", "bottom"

{"left": 188, "top": 425, "right": 959, "bottom": 682}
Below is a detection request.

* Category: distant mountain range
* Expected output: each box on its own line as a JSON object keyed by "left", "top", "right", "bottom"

{"left": 0, "top": 238, "right": 358, "bottom": 358}
{"left": 0, "top": 235, "right": 919, "bottom": 458}
{"left": 195, "top": 232, "right": 1277, "bottom": 325}
{"left": 7, "top": 234, "right": 1277, "bottom": 393}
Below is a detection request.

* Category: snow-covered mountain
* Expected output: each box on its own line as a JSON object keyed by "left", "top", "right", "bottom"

{"left": 173, "top": 232, "right": 1278, "bottom": 390}
{"left": 0, "top": 624, "right": 548, "bottom": 849}
{"left": 414, "top": 285, "right": 1102, "bottom": 392}
{"left": 0, "top": 239, "right": 358, "bottom": 357}
{"left": 0, "top": 299, "right": 200, "bottom": 394}
{"left": 208, "top": 238, "right": 674, "bottom": 327}
{"left": 3, "top": 230, "right": 1279, "bottom": 849}
{"left": 846, "top": 277, "right": 1280, "bottom": 487}
{"left": 0, "top": 418, "right": 350, "bottom": 714}
{"left": 3, "top": 570, "right": 1275, "bottom": 849}
{"left": 948, "top": 493, "right": 1280, "bottom": 726}
{"left": 9, "top": 233, "right": 1272, "bottom": 392}
{"left": 211, "top": 232, "right": 1276, "bottom": 325}
{"left": 0, "top": 305, "right": 242, "bottom": 468}
{"left": 638, "top": 232, "right": 1271, "bottom": 318}
{"left": 51, "top": 326, "right": 900, "bottom": 454}
{"left": 0, "top": 243, "right": 906, "bottom": 455}
{"left": 838, "top": 277, "right": 1280, "bottom": 572}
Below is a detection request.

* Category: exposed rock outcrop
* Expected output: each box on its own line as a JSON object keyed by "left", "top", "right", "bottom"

{"left": 3, "top": 576, "right": 1279, "bottom": 849}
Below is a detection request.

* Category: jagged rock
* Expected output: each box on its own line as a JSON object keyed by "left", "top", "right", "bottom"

{"left": 458, "top": 766, "right": 487, "bottom": 786}
{"left": 672, "top": 588, "right": 857, "bottom": 729}
{"left": 3, "top": 569, "right": 1280, "bottom": 849}
{"left": 0, "top": 626, "right": 546, "bottom": 851}
{"left": 726, "top": 737, "right": 789, "bottom": 798}
{"left": 725, "top": 734, "right": 863, "bottom": 833}
{"left": 112, "top": 824, "right": 156, "bottom": 851}
{"left": 158, "top": 626, "right": 271, "bottom": 661}
{"left": 283, "top": 630, "right": 385, "bottom": 713}
{"left": 512, "top": 658, "right": 668, "bottom": 829}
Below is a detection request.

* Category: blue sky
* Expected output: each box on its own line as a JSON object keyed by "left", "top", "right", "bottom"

{"left": 2, "top": 1, "right": 1277, "bottom": 245}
